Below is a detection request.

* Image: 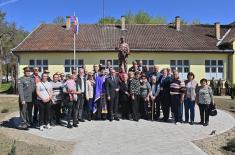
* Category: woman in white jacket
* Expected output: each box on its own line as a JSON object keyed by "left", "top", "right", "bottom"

{"left": 86, "top": 72, "right": 95, "bottom": 121}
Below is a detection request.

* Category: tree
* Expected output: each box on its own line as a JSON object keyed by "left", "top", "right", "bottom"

{"left": 191, "top": 19, "right": 201, "bottom": 25}
{"left": 52, "top": 16, "right": 65, "bottom": 24}
{"left": 0, "top": 9, "right": 28, "bottom": 86}
{"left": 97, "top": 11, "right": 167, "bottom": 24}
{"left": 98, "top": 16, "right": 119, "bottom": 24}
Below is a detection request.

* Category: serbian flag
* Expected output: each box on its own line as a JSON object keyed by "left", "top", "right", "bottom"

{"left": 71, "top": 16, "right": 79, "bottom": 34}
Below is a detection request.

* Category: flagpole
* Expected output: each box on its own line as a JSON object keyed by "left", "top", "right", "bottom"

{"left": 74, "top": 32, "right": 76, "bottom": 69}
{"left": 73, "top": 12, "right": 76, "bottom": 70}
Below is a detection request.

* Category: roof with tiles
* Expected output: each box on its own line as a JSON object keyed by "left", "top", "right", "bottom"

{"left": 12, "top": 23, "right": 234, "bottom": 53}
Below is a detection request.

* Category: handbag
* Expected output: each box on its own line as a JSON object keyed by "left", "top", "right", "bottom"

{"left": 209, "top": 103, "right": 217, "bottom": 116}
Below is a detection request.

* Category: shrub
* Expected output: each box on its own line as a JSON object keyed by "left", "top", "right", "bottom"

{"left": 223, "top": 138, "right": 235, "bottom": 152}
{"left": 231, "top": 87, "right": 235, "bottom": 100}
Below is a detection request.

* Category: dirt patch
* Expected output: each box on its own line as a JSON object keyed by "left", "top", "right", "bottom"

{"left": 0, "top": 127, "right": 75, "bottom": 155}
{"left": 194, "top": 97, "right": 235, "bottom": 155}
{"left": 0, "top": 97, "right": 75, "bottom": 155}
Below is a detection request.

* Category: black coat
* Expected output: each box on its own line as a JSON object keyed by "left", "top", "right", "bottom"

{"left": 76, "top": 76, "right": 86, "bottom": 94}
{"left": 119, "top": 81, "right": 129, "bottom": 96}
{"left": 105, "top": 76, "right": 120, "bottom": 97}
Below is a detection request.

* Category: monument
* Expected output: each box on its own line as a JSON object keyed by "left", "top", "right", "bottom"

{"left": 116, "top": 37, "right": 130, "bottom": 73}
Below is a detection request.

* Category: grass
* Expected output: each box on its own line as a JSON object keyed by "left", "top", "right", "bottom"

{"left": 0, "top": 97, "right": 18, "bottom": 121}
{"left": 214, "top": 97, "right": 235, "bottom": 154}
{"left": 0, "top": 82, "right": 12, "bottom": 93}
{"left": 214, "top": 97, "right": 235, "bottom": 114}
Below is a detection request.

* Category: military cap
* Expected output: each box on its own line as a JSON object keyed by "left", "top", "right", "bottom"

{"left": 23, "top": 67, "right": 30, "bottom": 72}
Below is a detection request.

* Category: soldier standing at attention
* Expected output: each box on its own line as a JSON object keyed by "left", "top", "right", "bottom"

{"left": 18, "top": 67, "right": 34, "bottom": 129}
{"left": 217, "top": 78, "right": 223, "bottom": 96}
{"left": 209, "top": 77, "right": 216, "bottom": 95}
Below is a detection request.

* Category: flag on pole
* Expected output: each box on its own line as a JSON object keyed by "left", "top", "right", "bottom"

{"left": 71, "top": 16, "right": 79, "bottom": 34}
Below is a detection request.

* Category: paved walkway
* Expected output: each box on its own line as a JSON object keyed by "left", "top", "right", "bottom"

{"left": 17, "top": 105, "right": 234, "bottom": 155}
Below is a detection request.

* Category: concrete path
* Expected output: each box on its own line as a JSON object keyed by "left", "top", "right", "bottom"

{"left": 17, "top": 105, "right": 234, "bottom": 155}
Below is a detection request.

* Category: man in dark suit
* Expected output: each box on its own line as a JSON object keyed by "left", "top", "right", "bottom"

{"left": 106, "top": 69, "right": 120, "bottom": 121}
{"left": 31, "top": 67, "right": 41, "bottom": 125}
{"left": 119, "top": 73, "right": 130, "bottom": 119}
{"left": 159, "top": 68, "right": 172, "bottom": 122}
{"left": 75, "top": 68, "right": 86, "bottom": 123}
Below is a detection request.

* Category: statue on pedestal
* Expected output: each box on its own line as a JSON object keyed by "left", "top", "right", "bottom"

{"left": 116, "top": 37, "right": 130, "bottom": 73}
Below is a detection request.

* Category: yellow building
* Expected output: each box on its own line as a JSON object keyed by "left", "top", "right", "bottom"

{"left": 11, "top": 16, "right": 235, "bottom": 85}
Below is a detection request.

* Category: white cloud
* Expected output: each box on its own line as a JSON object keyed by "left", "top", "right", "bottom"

{"left": 0, "top": 0, "right": 20, "bottom": 7}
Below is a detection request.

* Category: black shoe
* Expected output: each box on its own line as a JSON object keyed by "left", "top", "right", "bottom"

{"left": 79, "top": 119, "right": 85, "bottom": 122}
{"left": 67, "top": 124, "right": 73, "bottom": 128}
{"left": 73, "top": 124, "right": 78, "bottom": 127}
{"left": 114, "top": 117, "right": 119, "bottom": 121}
{"left": 163, "top": 118, "right": 169, "bottom": 122}
{"left": 190, "top": 121, "right": 194, "bottom": 125}
{"left": 109, "top": 118, "right": 113, "bottom": 122}
{"left": 203, "top": 123, "right": 209, "bottom": 126}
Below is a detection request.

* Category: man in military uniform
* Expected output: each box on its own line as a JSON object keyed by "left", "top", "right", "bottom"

{"left": 18, "top": 67, "right": 34, "bottom": 129}
{"left": 210, "top": 77, "right": 216, "bottom": 95}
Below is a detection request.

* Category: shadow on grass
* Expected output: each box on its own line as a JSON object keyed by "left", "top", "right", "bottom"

{"left": 0, "top": 85, "right": 14, "bottom": 94}
{"left": 222, "top": 138, "right": 235, "bottom": 153}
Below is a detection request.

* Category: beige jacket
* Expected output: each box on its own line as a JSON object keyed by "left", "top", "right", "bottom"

{"left": 86, "top": 80, "right": 94, "bottom": 100}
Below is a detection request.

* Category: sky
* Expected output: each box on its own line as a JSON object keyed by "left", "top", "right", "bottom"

{"left": 0, "top": 0, "right": 235, "bottom": 32}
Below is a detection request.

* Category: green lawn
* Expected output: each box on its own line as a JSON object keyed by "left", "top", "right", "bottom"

{"left": 0, "top": 82, "right": 12, "bottom": 93}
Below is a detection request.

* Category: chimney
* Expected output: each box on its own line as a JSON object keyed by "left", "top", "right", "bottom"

{"left": 121, "top": 16, "right": 126, "bottom": 30}
{"left": 215, "top": 22, "right": 221, "bottom": 40}
{"left": 66, "top": 16, "right": 71, "bottom": 30}
{"left": 175, "top": 16, "right": 181, "bottom": 31}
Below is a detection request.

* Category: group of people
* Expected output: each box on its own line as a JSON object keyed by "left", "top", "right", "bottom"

{"left": 210, "top": 77, "right": 231, "bottom": 96}
{"left": 18, "top": 61, "right": 215, "bottom": 131}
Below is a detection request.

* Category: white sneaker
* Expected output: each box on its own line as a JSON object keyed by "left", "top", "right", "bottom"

{"left": 39, "top": 126, "right": 44, "bottom": 131}
{"left": 45, "top": 124, "right": 52, "bottom": 129}
{"left": 176, "top": 122, "right": 181, "bottom": 125}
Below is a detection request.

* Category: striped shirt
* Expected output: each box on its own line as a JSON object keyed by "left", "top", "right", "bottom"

{"left": 50, "top": 81, "right": 63, "bottom": 101}
{"left": 170, "top": 78, "right": 185, "bottom": 95}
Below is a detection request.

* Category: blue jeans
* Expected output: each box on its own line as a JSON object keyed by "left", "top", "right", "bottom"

{"left": 184, "top": 98, "right": 195, "bottom": 122}
{"left": 171, "top": 94, "right": 183, "bottom": 123}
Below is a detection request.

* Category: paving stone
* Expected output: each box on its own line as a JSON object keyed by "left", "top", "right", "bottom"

{"left": 20, "top": 106, "right": 235, "bottom": 155}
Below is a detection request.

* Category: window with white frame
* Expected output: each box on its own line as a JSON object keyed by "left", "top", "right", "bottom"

{"left": 29, "top": 59, "right": 48, "bottom": 73}
{"left": 136, "top": 60, "right": 155, "bottom": 72}
{"left": 170, "top": 60, "right": 189, "bottom": 80}
{"left": 205, "top": 60, "right": 224, "bottom": 80}
{"left": 100, "top": 59, "right": 119, "bottom": 71}
{"left": 64, "top": 59, "right": 84, "bottom": 73}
